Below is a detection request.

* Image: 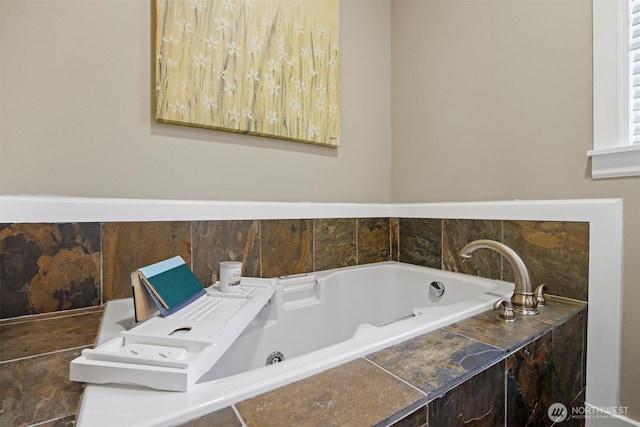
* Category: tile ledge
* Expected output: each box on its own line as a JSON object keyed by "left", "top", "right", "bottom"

{"left": 0, "top": 305, "right": 105, "bottom": 326}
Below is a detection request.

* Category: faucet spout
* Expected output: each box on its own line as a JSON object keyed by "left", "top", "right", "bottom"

{"left": 460, "top": 239, "right": 538, "bottom": 315}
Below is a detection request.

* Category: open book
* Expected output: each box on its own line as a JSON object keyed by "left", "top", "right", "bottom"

{"left": 131, "top": 256, "right": 206, "bottom": 322}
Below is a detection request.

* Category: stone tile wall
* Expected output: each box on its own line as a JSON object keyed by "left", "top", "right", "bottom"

{"left": 396, "top": 218, "right": 589, "bottom": 301}
{"left": 190, "top": 298, "right": 586, "bottom": 427}
{"left": 0, "top": 223, "right": 101, "bottom": 319}
{"left": 0, "top": 216, "right": 589, "bottom": 426}
{"left": 0, "top": 308, "right": 102, "bottom": 427}
{"left": 0, "top": 217, "right": 589, "bottom": 319}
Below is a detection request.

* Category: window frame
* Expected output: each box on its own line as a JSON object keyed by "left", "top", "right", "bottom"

{"left": 589, "top": 0, "right": 640, "bottom": 179}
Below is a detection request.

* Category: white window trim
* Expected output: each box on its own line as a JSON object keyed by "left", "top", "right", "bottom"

{"left": 590, "top": 0, "right": 640, "bottom": 179}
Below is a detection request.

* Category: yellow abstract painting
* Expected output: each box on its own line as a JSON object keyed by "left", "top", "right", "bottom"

{"left": 154, "top": 0, "right": 340, "bottom": 147}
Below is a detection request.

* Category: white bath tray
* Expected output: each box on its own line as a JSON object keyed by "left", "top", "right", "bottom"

{"left": 70, "top": 278, "right": 276, "bottom": 392}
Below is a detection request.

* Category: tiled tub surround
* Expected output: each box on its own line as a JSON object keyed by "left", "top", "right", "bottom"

{"left": 0, "top": 293, "right": 585, "bottom": 427}
{"left": 0, "top": 307, "right": 103, "bottom": 427}
{"left": 163, "top": 297, "right": 588, "bottom": 426}
{"left": 105, "top": 297, "right": 586, "bottom": 427}
{"left": 0, "top": 218, "right": 588, "bottom": 318}
{"left": 0, "top": 218, "right": 589, "bottom": 426}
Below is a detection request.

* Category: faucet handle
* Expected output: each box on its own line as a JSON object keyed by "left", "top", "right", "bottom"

{"left": 535, "top": 284, "right": 547, "bottom": 307}
{"left": 493, "top": 298, "right": 516, "bottom": 322}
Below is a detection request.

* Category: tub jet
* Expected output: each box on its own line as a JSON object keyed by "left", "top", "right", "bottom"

{"left": 266, "top": 351, "right": 285, "bottom": 365}
{"left": 429, "top": 281, "right": 445, "bottom": 298}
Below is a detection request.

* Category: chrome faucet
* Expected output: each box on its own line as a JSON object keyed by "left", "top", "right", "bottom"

{"left": 459, "top": 239, "right": 539, "bottom": 315}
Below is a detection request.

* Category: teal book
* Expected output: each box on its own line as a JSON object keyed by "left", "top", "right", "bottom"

{"left": 131, "top": 256, "right": 206, "bottom": 322}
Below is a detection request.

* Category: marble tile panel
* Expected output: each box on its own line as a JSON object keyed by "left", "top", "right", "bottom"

{"left": 313, "top": 218, "right": 357, "bottom": 271}
{"left": 506, "top": 330, "right": 553, "bottom": 427}
{"left": 398, "top": 218, "right": 442, "bottom": 269}
{"left": 236, "top": 358, "right": 426, "bottom": 427}
{"left": 102, "top": 221, "right": 191, "bottom": 301}
{"left": 0, "top": 223, "right": 101, "bottom": 319}
{"left": 552, "top": 309, "right": 586, "bottom": 407}
{"left": 0, "top": 308, "right": 103, "bottom": 362}
{"left": 37, "top": 415, "right": 76, "bottom": 427}
{"left": 503, "top": 221, "right": 589, "bottom": 301}
{"left": 0, "top": 305, "right": 100, "bottom": 326}
{"left": 428, "top": 360, "right": 505, "bottom": 427}
{"left": 536, "top": 295, "right": 587, "bottom": 326}
{"left": 390, "top": 404, "right": 427, "bottom": 427}
{"left": 445, "top": 309, "right": 551, "bottom": 352}
{"left": 0, "top": 348, "right": 85, "bottom": 427}
{"left": 357, "top": 217, "right": 391, "bottom": 265}
{"left": 260, "top": 219, "right": 312, "bottom": 278}
{"left": 442, "top": 219, "right": 502, "bottom": 280}
{"left": 566, "top": 390, "right": 586, "bottom": 427}
{"left": 176, "top": 406, "right": 242, "bottom": 427}
{"left": 366, "top": 329, "right": 504, "bottom": 398}
{"left": 391, "top": 217, "right": 400, "bottom": 262}
{"left": 192, "top": 220, "right": 260, "bottom": 286}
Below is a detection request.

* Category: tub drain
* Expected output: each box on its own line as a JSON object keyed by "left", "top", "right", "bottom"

{"left": 266, "top": 351, "right": 284, "bottom": 365}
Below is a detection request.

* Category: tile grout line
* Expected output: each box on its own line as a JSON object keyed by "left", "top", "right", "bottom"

{"left": 30, "top": 414, "right": 75, "bottom": 427}
{"left": 361, "top": 356, "right": 427, "bottom": 399}
{"left": 0, "top": 344, "right": 93, "bottom": 365}
{"left": 355, "top": 218, "right": 360, "bottom": 265}
{"left": 232, "top": 404, "right": 248, "bottom": 427}
{"left": 312, "top": 218, "right": 316, "bottom": 272}
{"left": 440, "top": 327, "right": 507, "bottom": 352}
{"left": 0, "top": 308, "right": 104, "bottom": 326}
{"left": 360, "top": 356, "right": 430, "bottom": 427}
{"left": 258, "top": 219, "right": 263, "bottom": 278}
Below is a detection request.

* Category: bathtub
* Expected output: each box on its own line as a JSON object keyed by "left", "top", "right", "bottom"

{"left": 76, "top": 261, "right": 513, "bottom": 426}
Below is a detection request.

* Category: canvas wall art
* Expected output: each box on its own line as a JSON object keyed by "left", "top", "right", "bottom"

{"left": 154, "top": 0, "right": 341, "bottom": 147}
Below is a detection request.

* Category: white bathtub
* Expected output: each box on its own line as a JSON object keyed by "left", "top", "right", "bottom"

{"left": 76, "top": 261, "right": 513, "bottom": 426}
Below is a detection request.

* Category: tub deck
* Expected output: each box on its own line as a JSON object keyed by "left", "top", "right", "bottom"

{"left": 77, "top": 296, "right": 586, "bottom": 426}
{"left": 75, "top": 262, "right": 520, "bottom": 425}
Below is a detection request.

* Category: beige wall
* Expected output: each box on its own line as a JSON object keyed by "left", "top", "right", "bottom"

{"left": 390, "top": 0, "right": 639, "bottom": 420}
{"left": 0, "top": 0, "right": 392, "bottom": 203}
